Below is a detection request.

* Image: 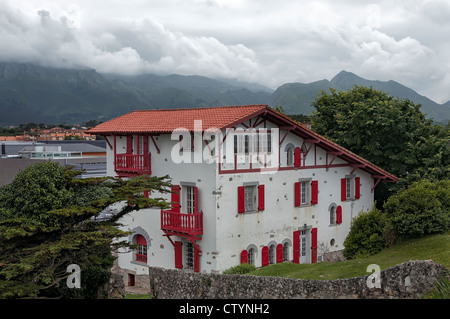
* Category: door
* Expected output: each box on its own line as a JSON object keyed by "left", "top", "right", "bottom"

{"left": 128, "top": 274, "right": 135, "bottom": 287}
{"left": 299, "top": 230, "right": 309, "bottom": 264}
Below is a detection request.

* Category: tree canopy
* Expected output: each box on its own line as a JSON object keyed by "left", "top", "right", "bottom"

{"left": 310, "top": 86, "right": 449, "bottom": 202}
{"left": 0, "top": 161, "right": 172, "bottom": 298}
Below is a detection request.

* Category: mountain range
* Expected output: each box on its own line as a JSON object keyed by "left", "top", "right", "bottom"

{"left": 269, "top": 70, "right": 450, "bottom": 122}
{"left": 0, "top": 62, "right": 448, "bottom": 126}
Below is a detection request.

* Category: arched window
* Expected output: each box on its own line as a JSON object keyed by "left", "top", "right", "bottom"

{"left": 330, "top": 206, "right": 336, "bottom": 225}
{"left": 283, "top": 242, "right": 290, "bottom": 261}
{"left": 135, "top": 234, "right": 148, "bottom": 263}
{"left": 268, "top": 243, "right": 277, "bottom": 264}
{"left": 287, "top": 147, "right": 294, "bottom": 166}
{"left": 248, "top": 247, "right": 255, "bottom": 266}
{"left": 284, "top": 143, "right": 295, "bottom": 167}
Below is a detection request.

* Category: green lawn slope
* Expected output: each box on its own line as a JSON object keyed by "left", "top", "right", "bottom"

{"left": 248, "top": 231, "right": 449, "bottom": 280}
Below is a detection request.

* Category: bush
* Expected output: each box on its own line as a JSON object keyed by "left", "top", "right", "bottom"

{"left": 383, "top": 179, "right": 450, "bottom": 239}
{"left": 343, "top": 206, "right": 387, "bottom": 259}
{"left": 223, "top": 263, "right": 256, "bottom": 275}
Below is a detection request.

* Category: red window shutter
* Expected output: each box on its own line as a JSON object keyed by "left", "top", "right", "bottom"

{"left": 175, "top": 241, "right": 183, "bottom": 269}
{"left": 136, "top": 235, "right": 147, "bottom": 246}
{"left": 238, "top": 186, "right": 245, "bottom": 213}
{"left": 355, "top": 177, "right": 360, "bottom": 199}
{"left": 240, "top": 250, "right": 248, "bottom": 264}
{"left": 311, "top": 180, "right": 318, "bottom": 205}
{"left": 261, "top": 246, "right": 269, "bottom": 267}
{"left": 311, "top": 228, "right": 318, "bottom": 264}
{"left": 293, "top": 230, "right": 300, "bottom": 263}
{"left": 194, "top": 245, "right": 200, "bottom": 273}
{"left": 336, "top": 205, "right": 342, "bottom": 224}
{"left": 276, "top": 244, "right": 283, "bottom": 263}
{"left": 294, "top": 182, "right": 301, "bottom": 207}
{"left": 294, "top": 147, "right": 302, "bottom": 167}
{"left": 126, "top": 135, "right": 133, "bottom": 154}
{"left": 171, "top": 185, "right": 180, "bottom": 213}
{"left": 258, "top": 184, "right": 265, "bottom": 211}
{"left": 341, "top": 178, "right": 347, "bottom": 201}
{"left": 194, "top": 186, "right": 199, "bottom": 214}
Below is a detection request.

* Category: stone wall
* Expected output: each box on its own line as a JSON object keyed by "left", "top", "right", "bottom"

{"left": 148, "top": 260, "right": 447, "bottom": 299}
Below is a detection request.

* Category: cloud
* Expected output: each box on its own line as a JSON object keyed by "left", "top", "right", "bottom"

{"left": 0, "top": 0, "right": 449, "bottom": 103}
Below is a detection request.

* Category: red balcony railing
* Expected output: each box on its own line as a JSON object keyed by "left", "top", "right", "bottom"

{"left": 161, "top": 210, "right": 203, "bottom": 237}
{"left": 115, "top": 153, "right": 151, "bottom": 175}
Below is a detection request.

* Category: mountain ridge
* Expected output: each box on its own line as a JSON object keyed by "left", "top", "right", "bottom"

{"left": 269, "top": 70, "right": 449, "bottom": 122}
{"left": 0, "top": 62, "right": 448, "bottom": 125}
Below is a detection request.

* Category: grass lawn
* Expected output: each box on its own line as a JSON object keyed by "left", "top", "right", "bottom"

{"left": 247, "top": 231, "right": 449, "bottom": 280}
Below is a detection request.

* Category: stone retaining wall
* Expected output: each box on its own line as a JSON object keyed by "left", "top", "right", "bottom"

{"left": 148, "top": 260, "right": 447, "bottom": 299}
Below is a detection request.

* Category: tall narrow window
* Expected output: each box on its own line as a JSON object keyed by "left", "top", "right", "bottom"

{"left": 268, "top": 244, "right": 276, "bottom": 264}
{"left": 234, "top": 134, "right": 244, "bottom": 155}
{"left": 346, "top": 177, "right": 352, "bottom": 199}
{"left": 244, "top": 186, "right": 256, "bottom": 212}
{"left": 186, "top": 186, "right": 195, "bottom": 214}
{"left": 248, "top": 248, "right": 255, "bottom": 266}
{"left": 287, "top": 147, "right": 294, "bottom": 166}
{"left": 301, "top": 181, "right": 308, "bottom": 205}
{"left": 186, "top": 242, "right": 194, "bottom": 270}
{"left": 283, "top": 242, "right": 289, "bottom": 262}
{"left": 135, "top": 235, "right": 147, "bottom": 263}
{"left": 330, "top": 206, "right": 336, "bottom": 225}
{"left": 342, "top": 176, "right": 359, "bottom": 201}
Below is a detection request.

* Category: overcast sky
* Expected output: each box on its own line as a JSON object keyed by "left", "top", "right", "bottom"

{"left": 1, "top": 0, "right": 449, "bottom": 103}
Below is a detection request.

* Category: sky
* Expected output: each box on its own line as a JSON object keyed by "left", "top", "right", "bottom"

{"left": 1, "top": 0, "right": 449, "bottom": 103}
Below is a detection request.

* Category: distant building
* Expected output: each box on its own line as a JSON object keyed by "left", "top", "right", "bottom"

{"left": 0, "top": 140, "right": 107, "bottom": 186}
{"left": 0, "top": 127, "right": 95, "bottom": 142}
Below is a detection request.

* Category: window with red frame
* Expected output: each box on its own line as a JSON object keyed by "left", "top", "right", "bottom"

{"left": 135, "top": 235, "right": 148, "bottom": 263}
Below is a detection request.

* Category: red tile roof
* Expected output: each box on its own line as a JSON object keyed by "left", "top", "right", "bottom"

{"left": 87, "top": 105, "right": 267, "bottom": 134}
{"left": 87, "top": 104, "right": 398, "bottom": 182}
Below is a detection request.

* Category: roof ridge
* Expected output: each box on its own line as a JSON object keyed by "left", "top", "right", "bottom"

{"left": 130, "top": 104, "right": 268, "bottom": 113}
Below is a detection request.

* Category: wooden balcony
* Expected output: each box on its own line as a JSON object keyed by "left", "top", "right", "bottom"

{"left": 161, "top": 209, "right": 203, "bottom": 237}
{"left": 114, "top": 153, "right": 151, "bottom": 175}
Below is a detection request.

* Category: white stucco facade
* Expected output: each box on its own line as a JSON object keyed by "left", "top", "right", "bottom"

{"left": 100, "top": 112, "right": 383, "bottom": 277}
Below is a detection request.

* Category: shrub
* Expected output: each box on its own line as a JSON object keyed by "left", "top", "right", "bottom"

{"left": 383, "top": 179, "right": 450, "bottom": 239}
{"left": 343, "top": 206, "right": 387, "bottom": 259}
{"left": 223, "top": 263, "right": 256, "bottom": 275}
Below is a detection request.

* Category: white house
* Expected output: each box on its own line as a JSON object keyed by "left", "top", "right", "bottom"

{"left": 88, "top": 104, "right": 398, "bottom": 286}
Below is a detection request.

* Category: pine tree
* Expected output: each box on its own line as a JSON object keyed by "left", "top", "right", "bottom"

{"left": 0, "top": 161, "right": 172, "bottom": 298}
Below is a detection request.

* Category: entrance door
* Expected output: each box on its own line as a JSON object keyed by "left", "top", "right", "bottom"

{"left": 299, "top": 230, "right": 309, "bottom": 264}
{"left": 128, "top": 274, "right": 135, "bottom": 287}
